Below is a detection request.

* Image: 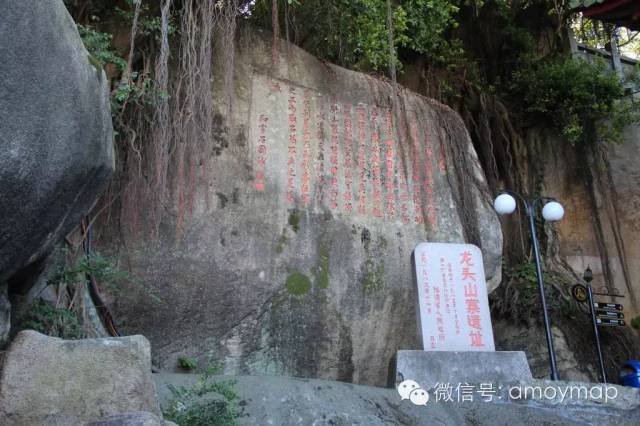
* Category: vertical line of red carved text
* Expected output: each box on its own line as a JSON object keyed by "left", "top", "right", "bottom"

{"left": 396, "top": 112, "right": 411, "bottom": 224}
{"left": 356, "top": 103, "right": 368, "bottom": 215}
{"left": 383, "top": 109, "right": 396, "bottom": 218}
{"left": 287, "top": 86, "right": 298, "bottom": 204}
{"left": 315, "top": 97, "right": 326, "bottom": 205}
{"left": 409, "top": 116, "right": 424, "bottom": 223}
{"left": 342, "top": 104, "right": 354, "bottom": 213}
{"left": 370, "top": 107, "right": 383, "bottom": 217}
{"left": 300, "top": 90, "right": 312, "bottom": 206}
{"left": 423, "top": 128, "right": 437, "bottom": 228}
{"left": 254, "top": 113, "right": 269, "bottom": 191}
{"left": 329, "top": 102, "right": 340, "bottom": 210}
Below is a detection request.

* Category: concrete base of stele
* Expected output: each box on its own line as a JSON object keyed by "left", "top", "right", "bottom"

{"left": 391, "top": 350, "right": 533, "bottom": 390}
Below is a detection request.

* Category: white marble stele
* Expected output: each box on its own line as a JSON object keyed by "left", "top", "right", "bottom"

{"left": 392, "top": 243, "right": 533, "bottom": 389}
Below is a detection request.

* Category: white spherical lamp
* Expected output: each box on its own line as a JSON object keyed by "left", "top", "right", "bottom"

{"left": 494, "top": 193, "right": 517, "bottom": 215}
{"left": 542, "top": 201, "right": 564, "bottom": 222}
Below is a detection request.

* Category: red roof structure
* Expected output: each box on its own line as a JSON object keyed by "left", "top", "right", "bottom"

{"left": 577, "top": 0, "right": 640, "bottom": 31}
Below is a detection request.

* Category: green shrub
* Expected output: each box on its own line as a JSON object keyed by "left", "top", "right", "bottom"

{"left": 178, "top": 357, "right": 198, "bottom": 371}
{"left": 493, "top": 261, "right": 580, "bottom": 322}
{"left": 249, "top": 0, "right": 459, "bottom": 72}
{"left": 55, "top": 252, "right": 130, "bottom": 294}
{"left": 77, "top": 24, "right": 126, "bottom": 71}
{"left": 111, "top": 72, "right": 157, "bottom": 108}
{"left": 76, "top": 12, "right": 161, "bottom": 111}
{"left": 16, "top": 299, "right": 84, "bottom": 339}
{"left": 115, "top": 2, "right": 178, "bottom": 41}
{"left": 163, "top": 364, "right": 241, "bottom": 426}
{"left": 510, "top": 56, "right": 639, "bottom": 144}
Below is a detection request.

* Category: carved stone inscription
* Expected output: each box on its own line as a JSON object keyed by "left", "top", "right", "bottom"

{"left": 250, "top": 74, "right": 448, "bottom": 226}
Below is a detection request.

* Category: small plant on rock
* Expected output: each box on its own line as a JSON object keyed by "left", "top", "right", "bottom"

{"left": 178, "top": 356, "right": 198, "bottom": 371}
{"left": 163, "top": 363, "right": 241, "bottom": 426}
{"left": 15, "top": 299, "right": 84, "bottom": 339}
{"left": 55, "top": 251, "right": 130, "bottom": 295}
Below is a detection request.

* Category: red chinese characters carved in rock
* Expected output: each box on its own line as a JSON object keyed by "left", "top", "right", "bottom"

{"left": 396, "top": 114, "right": 411, "bottom": 224}
{"left": 329, "top": 102, "right": 340, "bottom": 210}
{"left": 369, "top": 107, "right": 384, "bottom": 217}
{"left": 409, "top": 117, "right": 424, "bottom": 224}
{"left": 315, "top": 101, "right": 326, "bottom": 205}
{"left": 383, "top": 109, "right": 396, "bottom": 218}
{"left": 356, "top": 103, "right": 368, "bottom": 215}
{"left": 423, "top": 128, "right": 437, "bottom": 229}
{"left": 287, "top": 86, "right": 298, "bottom": 205}
{"left": 254, "top": 76, "right": 456, "bottom": 225}
{"left": 254, "top": 114, "right": 269, "bottom": 191}
{"left": 300, "top": 90, "right": 312, "bottom": 206}
{"left": 342, "top": 104, "right": 354, "bottom": 213}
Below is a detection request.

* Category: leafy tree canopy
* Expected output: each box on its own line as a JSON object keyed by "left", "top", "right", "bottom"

{"left": 249, "top": 0, "right": 460, "bottom": 71}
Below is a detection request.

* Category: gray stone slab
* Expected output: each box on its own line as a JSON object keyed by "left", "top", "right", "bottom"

{"left": 394, "top": 350, "right": 533, "bottom": 389}
{"left": 0, "top": 331, "right": 161, "bottom": 424}
{"left": 153, "top": 373, "right": 640, "bottom": 425}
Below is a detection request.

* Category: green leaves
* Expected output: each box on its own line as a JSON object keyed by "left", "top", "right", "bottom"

{"left": 402, "top": 0, "right": 459, "bottom": 55}
{"left": 52, "top": 251, "right": 131, "bottom": 296}
{"left": 112, "top": 72, "right": 157, "bottom": 109}
{"left": 250, "top": 0, "right": 460, "bottom": 73}
{"left": 115, "top": 4, "right": 177, "bottom": 41}
{"left": 510, "top": 56, "right": 639, "bottom": 144}
{"left": 77, "top": 24, "right": 127, "bottom": 71}
{"left": 163, "top": 363, "right": 241, "bottom": 426}
{"left": 178, "top": 357, "right": 198, "bottom": 370}
{"left": 16, "top": 300, "right": 84, "bottom": 340}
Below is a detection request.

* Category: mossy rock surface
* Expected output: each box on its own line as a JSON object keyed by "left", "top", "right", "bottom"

{"left": 362, "top": 260, "right": 384, "bottom": 293}
{"left": 285, "top": 272, "right": 311, "bottom": 296}
{"left": 288, "top": 211, "right": 300, "bottom": 232}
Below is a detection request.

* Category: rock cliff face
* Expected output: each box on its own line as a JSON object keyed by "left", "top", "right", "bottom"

{"left": 104, "top": 31, "right": 502, "bottom": 385}
{"left": 488, "top": 123, "right": 640, "bottom": 381}
{"left": 512, "top": 121, "right": 640, "bottom": 319}
{"left": 0, "top": 0, "right": 115, "bottom": 341}
{"left": 532, "top": 125, "right": 640, "bottom": 319}
{"left": 494, "top": 320, "right": 596, "bottom": 382}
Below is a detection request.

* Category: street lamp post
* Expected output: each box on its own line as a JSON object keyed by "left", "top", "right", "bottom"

{"left": 494, "top": 191, "right": 565, "bottom": 381}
